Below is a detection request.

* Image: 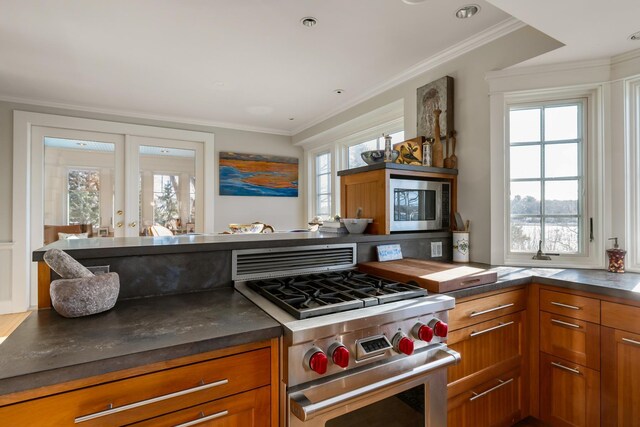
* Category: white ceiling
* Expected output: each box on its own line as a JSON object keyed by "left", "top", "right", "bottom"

{"left": 0, "top": 0, "right": 512, "bottom": 135}
{"left": 5, "top": 1, "right": 634, "bottom": 136}
{"left": 486, "top": 0, "right": 640, "bottom": 66}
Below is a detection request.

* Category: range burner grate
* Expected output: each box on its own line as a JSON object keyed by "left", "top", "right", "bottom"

{"left": 247, "top": 270, "right": 427, "bottom": 319}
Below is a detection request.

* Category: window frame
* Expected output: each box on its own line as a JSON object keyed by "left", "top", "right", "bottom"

{"left": 313, "top": 151, "right": 332, "bottom": 218}
{"left": 507, "top": 98, "right": 587, "bottom": 256}
{"left": 498, "top": 86, "right": 604, "bottom": 268}
{"left": 626, "top": 75, "right": 640, "bottom": 272}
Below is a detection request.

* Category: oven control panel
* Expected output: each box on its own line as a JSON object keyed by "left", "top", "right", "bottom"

{"left": 356, "top": 335, "right": 392, "bottom": 360}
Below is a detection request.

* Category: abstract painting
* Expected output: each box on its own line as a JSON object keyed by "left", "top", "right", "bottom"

{"left": 219, "top": 152, "right": 298, "bottom": 197}
{"left": 416, "top": 76, "right": 454, "bottom": 139}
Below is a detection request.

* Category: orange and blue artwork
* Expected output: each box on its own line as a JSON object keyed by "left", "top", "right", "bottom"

{"left": 219, "top": 152, "right": 299, "bottom": 197}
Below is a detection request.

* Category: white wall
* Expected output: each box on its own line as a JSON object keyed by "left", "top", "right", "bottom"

{"left": 293, "top": 26, "right": 563, "bottom": 263}
{"left": 0, "top": 101, "right": 304, "bottom": 244}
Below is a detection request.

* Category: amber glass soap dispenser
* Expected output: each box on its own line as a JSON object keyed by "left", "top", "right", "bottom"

{"left": 606, "top": 237, "right": 626, "bottom": 273}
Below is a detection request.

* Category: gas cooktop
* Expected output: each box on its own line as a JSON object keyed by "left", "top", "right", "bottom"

{"left": 246, "top": 270, "right": 427, "bottom": 319}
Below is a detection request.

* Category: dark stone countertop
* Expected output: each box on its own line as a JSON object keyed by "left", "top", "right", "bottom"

{"left": 446, "top": 265, "right": 640, "bottom": 302}
{"left": 32, "top": 232, "right": 452, "bottom": 261}
{"left": 0, "top": 288, "right": 282, "bottom": 396}
{"left": 336, "top": 162, "right": 458, "bottom": 176}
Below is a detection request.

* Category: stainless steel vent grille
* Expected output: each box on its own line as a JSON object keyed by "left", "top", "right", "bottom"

{"left": 232, "top": 244, "right": 357, "bottom": 281}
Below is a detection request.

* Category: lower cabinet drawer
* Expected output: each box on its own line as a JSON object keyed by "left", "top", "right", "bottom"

{"left": 449, "top": 289, "right": 526, "bottom": 331}
{"left": 447, "top": 312, "right": 524, "bottom": 397}
{"left": 448, "top": 368, "right": 522, "bottom": 427}
{"left": 540, "top": 310, "right": 600, "bottom": 370}
{"left": 0, "top": 348, "right": 271, "bottom": 426}
{"left": 540, "top": 352, "right": 600, "bottom": 427}
{"left": 129, "top": 385, "right": 271, "bottom": 427}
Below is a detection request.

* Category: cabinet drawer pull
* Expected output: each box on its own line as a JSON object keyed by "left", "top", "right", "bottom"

{"left": 469, "top": 378, "right": 514, "bottom": 401}
{"left": 173, "top": 410, "right": 229, "bottom": 427}
{"left": 551, "top": 318, "right": 581, "bottom": 329}
{"left": 622, "top": 337, "right": 640, "bottom": 346}
{"left": 469, "top": 321, "right": 514, "bottom": 337}
{"left": 551, "top": 301, "right": 581, "bottom": 310}
{"left": 74, "top": 379, "right": 229, "bottom": 423}
{"left": 551, "top": 361, "right": 581, "bottom": 375}
{"left": 469, "top": 303, "right": 515, "bottom": 318}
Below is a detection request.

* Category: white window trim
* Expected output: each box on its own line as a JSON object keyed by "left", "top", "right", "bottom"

{"left": 491, "top": 86, "right": 605, "bottom": 268}
{"left": 337, "top": 118, "right": 403, "bottom": 171}
{"left": 625, "top": 75, "right": 640, "bottom": 271}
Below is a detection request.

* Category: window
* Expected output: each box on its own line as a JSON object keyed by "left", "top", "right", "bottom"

{"left": 153, "top": 174, "right": 180, "bottom": 226}
{"left": 508, "top": 100, "right": 585, "bottom": 255}
{"left": 347, "top": 131, "right": 405, "bottom": 169}
{"left": 67, "top": 169, "right": 100, "bottom": 228}
{"left": 314, "top": 152, "right": 331, "bottom": 217}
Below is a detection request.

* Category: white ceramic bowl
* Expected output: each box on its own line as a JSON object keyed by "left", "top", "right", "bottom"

{"left": 341, "top": 218, "right": 372, "bottom": 234}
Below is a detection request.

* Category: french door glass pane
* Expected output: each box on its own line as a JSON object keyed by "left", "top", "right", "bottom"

{"left": 510, "top": 181, "right": 541, "bottom": 215}
{"left": 509, "top": 108, "right": 540, "bottom": 143}
{"left": 544, "top": 180, "right": 578, "bottom": 215}
{"left": 511, "top": 216, "right": 541, "bottom": 252}
{"left": 544, "top": 217, "right": 579, "bottom": 253}
{"left": 139, "top": 145, "right": 196, "bottom": 234}
{"left": 544, "top": 105, "right": 578, "bottom": 141}
{"left": 44, "top": 137, "right": 115, "bottom": 234}
{"left": 545, "top": 143, "right": 578, "bottom": 177}
{"left": 510, "top": 145, "right": 540, "bottom": 179}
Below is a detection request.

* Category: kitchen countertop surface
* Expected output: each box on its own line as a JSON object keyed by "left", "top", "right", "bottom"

{"left": 446, "top": 265, "right": 640, "bottom": 302}
{"left": 0, "top": 288, "right": 282, "bottom": 397}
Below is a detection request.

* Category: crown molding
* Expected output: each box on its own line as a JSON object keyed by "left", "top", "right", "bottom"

{"left": 291, "top": 17, "right": 526, "bottom": 136}
{"left": 0, "top": 94, "right": 292, "bottom": 136}
{"left": 486, "top": 57, "right": 612, "bottom": 81}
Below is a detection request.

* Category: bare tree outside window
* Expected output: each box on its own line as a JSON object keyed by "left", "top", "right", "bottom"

{"left": 68, "top": 169, "right": 100, "bottom": 229}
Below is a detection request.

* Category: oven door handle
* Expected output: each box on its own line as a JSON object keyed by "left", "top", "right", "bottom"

{"left": 289, "top": 347, "right": 460, "bottom": 422}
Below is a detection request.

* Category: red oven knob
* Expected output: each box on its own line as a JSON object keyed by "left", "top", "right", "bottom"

{"left": 412, "top": 323, "right": 434, "bottom": 342}
{"left": 306, "top": 349, "right": 328, "bottom": 375}
{"left": 330, "top": 344, "right": 350, "bottom": 368}
{"left": 392, "top": 332, "right": 414, "bottom": 355}
{"left": 430, "top": 319, "right": 448, "bottom": 338}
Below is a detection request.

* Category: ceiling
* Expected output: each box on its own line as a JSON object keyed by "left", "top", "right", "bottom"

{"left": 486, "top": 0, "right": 640, "bottom": 66}
{"left": 2, "top": 1, "right": 637, "bottom": 136}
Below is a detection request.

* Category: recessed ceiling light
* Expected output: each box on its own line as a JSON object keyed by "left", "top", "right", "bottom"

{"left": 301, "top": 17, "right": 317, "bottom": 28}
{"left": 334, "top": 89, "right": 345, "bottom": 95}
{"left": 455, "top": 4, "right": 480, "bottom": 19}
{"left": 76, "top": 142, "right": 87, "bottom": 146}
{"left": 402, "top": 0, "right": 428, "bottom": 4}
{"left": 160, "top": 149, "right": 170, "bottom": 153}
{"left": 288, "top": 118, "right": 295, "bottom": 121}
{"left": 629, "top": 31, "right": 640, "bottom": 41}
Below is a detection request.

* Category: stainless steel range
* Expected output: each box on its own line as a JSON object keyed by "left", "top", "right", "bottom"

{"left": 233, "top": 243, "right": 460, "bottom": 427}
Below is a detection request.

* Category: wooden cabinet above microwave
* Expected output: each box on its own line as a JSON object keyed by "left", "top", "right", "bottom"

{"left": 337, "top": 163, "right": 457, "bottom": 235}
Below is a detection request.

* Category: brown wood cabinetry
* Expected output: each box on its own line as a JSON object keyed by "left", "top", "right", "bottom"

{"left": 0, "top": 339, "right": 279, "bottom": 427}
{"left": 539, "top": 311, "right": 600, "bottom": 370}
{"left": 338, "top": 165, "right": 457, "bottom": 234}
{"left": 447, "top": 287, "right": 527, "bottom": 426}
{"left": 601, "top": 301, "right": 640, "bottom": 427}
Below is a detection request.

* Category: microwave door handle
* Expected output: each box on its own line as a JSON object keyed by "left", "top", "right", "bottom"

{"left": 289, "top": 347, "right": 460, "bottom": 422}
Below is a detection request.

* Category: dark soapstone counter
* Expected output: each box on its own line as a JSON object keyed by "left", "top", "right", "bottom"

{"left": 446, "top": 265, "right": 640, "bottom": 302}
{"left": 0, "top": 288, "right": 282, "bottom": 396}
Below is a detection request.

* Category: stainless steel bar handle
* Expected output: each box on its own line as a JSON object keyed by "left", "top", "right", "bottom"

{"left": 173, "top": 410, "right": 229, "bottom": 427}
{"left": 551, "top": 318, "right": 581, "bottom": 329}
{"left": 74, "top": 379, "right": 229, "bottom": 423}
{"left": 469, "top": 378, "right": 513, "bottom": 402}
{"left": 289, "top": 347, "right": 461, "bottom": 422}
{"left": 469, "top": 321, "right": 514, "bottom": 337}
{"left": 622, "top": 337, "right": 640, "bottom": 346}
{"left": 550, "top": 301, "right": 581, "bottom": 310}
{"left": 469, "top": 303, "right": 514, "bottom": 318}
{"left": 551, "top": 361, "right": 581, "bottom": 375}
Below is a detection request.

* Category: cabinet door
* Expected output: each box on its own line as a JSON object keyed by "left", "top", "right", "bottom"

{"left": 540, "top": 311, "right": 600, "bottom": 370}
{"left": 130, "top": 386, "right": 270, "bottom": 427}
{"left": 601, "top": 327, "right": 640, "bottom": 427}
{"left": 540, "top": 353, "right": 599, "bottom": 427}
{"left": 448, "top": 368, "right": 522, "bottom": 427}
{"left": 448, "top": 312, "right": 524, "bottom": 397}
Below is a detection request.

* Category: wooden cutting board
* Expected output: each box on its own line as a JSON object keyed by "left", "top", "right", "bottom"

{"left": 358, "top": 258, "right": 497, "bottom": 293}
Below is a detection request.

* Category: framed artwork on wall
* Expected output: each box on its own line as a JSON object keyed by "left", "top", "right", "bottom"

{"left": 416, "top": 76, "right": 454, "bottom": 140}
{"left": 219, "top": 152, "right": 299, "bottom": 197}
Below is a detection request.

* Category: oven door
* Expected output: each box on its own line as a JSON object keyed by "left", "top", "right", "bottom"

{"left": 288, "top": 345, "right": 459, "bottom": 427}
{"left": 389, "top": 179, "right": 442, "bottom": 232}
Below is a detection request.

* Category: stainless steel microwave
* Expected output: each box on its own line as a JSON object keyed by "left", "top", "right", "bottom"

{"left": 389, "top": 178, "right": 450, "bottom": 232}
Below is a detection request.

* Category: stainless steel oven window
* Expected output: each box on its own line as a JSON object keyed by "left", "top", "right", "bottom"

{"left": 325, "top": 384, "right": 425, "bottom": 427}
